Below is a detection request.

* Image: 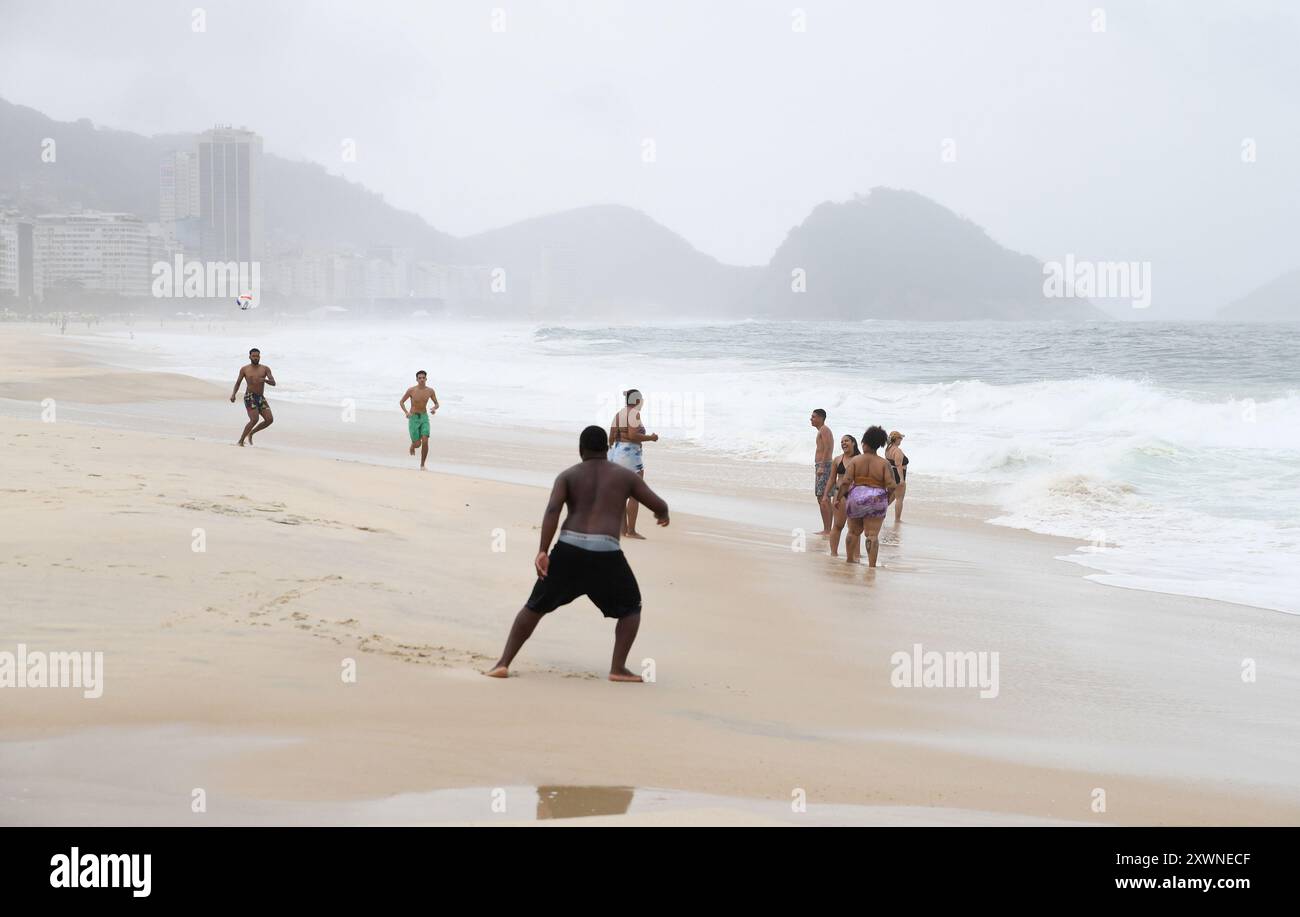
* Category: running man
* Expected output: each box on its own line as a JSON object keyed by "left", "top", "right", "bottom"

{"left": 485, "top": 425, "right": 669, "bottom": 682}
{"left": 399, "top": 370, "right": 439, "bottom": 469}
{"left": 810, "top": 408, "right": 834, "bottom": 535}
{"left": 230, "top": 347, "right": 276, "bottom": 446}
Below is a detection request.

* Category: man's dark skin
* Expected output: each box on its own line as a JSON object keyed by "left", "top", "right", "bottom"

{"left": 230, "top": 349, "right": 276, "bottom": 446}
{"left": 485, "top": 441, "right": 669, "bottom": 682}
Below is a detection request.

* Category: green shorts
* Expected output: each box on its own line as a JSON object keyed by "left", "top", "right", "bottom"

{"left": 407, "top": 412, "right": 430, "bottom": 441}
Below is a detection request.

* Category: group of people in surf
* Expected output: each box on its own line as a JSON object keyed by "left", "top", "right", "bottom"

{"left": 809, "top": 410, "right": 908, "bottom": 568}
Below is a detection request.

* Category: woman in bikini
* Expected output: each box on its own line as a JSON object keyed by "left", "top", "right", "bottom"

{"left": 837, "top": 425, "right": 897, "bottom": 567}
{"left": 608, "top": 388, "right": 659, "bottom": 539}
{"left": 885, "top": 430, "right": 909, "bottom": 523}
{"left": 826, "top": 433, "right": 860, "bottom": 557}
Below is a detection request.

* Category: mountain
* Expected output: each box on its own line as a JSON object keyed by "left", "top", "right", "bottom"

{"left": 1219, "top": 268, "right": 1300, "bottom": 321}
{"left": 0, "top": 97, "right": 459, "bottom": 259}
{"left": 458, "top": 204, "right": 758, "bottom": 316}
{"left": 1, "top": 98, "right": 1108, "bottom": 320}
{"left": 740, "top": 188, "right": 1104, "bottom": 320}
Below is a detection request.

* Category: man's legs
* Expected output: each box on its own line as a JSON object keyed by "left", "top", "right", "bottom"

{"left": 248, "top": 409, "right": 274, "bottom": 443}
{"left": 420, "top": 435, "right": 429, "bottom": 469}
{"left": 608, "top": 613, "right": 642, "bottom": 682}
{"left": 813, "top": 466, "right": 831, "bottom": 534}
{"left": 238, "top": 409, "right": 258, "bottom": 446}
{"left": 484, "top": 606, "right": 545, "bottom": 677}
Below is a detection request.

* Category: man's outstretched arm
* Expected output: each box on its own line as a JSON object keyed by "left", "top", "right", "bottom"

{"left": 631, "top": 475, "right": 669, "bottom": 526}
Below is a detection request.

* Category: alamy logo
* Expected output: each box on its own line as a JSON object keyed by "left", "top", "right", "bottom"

{"left": 890, "top": 643, "right": 1000, "bottom": 699}
{"left": 1043, "top": 254, "right": 1151, "bottom": 309}
{"left": 151, "top": 256, "right": 261, "bottom": 300}
{"left": 0, "top": 644, "right": 104, "bottom": 698}
{"left": 50, "top": 848, "right": 151, "bottom": 897}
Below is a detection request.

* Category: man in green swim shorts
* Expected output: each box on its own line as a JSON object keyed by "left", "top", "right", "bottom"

{"left": 399, "top": 370, "right": 439, "bottom": 469}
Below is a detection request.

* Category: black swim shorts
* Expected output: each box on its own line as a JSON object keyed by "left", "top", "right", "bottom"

{"left": 525, "top": 541, "right": 642, "bottom": 619}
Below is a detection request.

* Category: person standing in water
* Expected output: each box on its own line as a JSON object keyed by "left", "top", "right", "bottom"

{"left": 838, "top": 425, "right": 897, "bottom": 567}
{"left": 399, "top": 370, "right": 440, "bottom": 470}
{"left": 607, "top": 389, "right": 658, "bottom": 539}
{"left": 826, "top": 433, "right": 860, "bottom": 557}
{"left": 230, "top": 347, "right": 276, "bottom": 447}
{"left": 886, "top": 430, "right": 909, "bottom": 523}
{"left": 485, "top": 425, "right": 670, "bottom": 682}
{"left": 810, "top": 409, "right": 834, "bottom": 535}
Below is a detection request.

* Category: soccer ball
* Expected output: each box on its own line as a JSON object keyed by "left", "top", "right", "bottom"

{"left": 236, "top": 293, "right": 254, "bottom": 311}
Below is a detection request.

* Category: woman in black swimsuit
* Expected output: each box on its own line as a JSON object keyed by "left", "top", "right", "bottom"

{"left": 886, "top": 431, "right": 909, "bottom": 523}
{"left": 827, "top": 434, "right": 860, "bottom": 557}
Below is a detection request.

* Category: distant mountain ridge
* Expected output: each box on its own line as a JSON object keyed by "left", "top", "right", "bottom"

{"left": 742, "top": 188, "right": 1104, "bottom": 320}
{"left": 1219, "top": 268, "right": 1300, "bottom": 321}
{"left": 2, "top": 97, "right": 1102, "bottom": 320}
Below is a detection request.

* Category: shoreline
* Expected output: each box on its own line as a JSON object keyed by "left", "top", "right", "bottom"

{"left": 6, "top": 320, "right": 1296, "bottom": 619}
{"left": 3, "top": 324, "right": 1299, "bottom": 826}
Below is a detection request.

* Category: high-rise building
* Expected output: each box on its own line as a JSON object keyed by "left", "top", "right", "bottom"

{"left": 33, "top": 211, "right": 150, "bottom": 298}
{"left": 196, "top": 126, "right": 263, "bottom": 265}
{"left": 159, "top": 151, "right": 200, "bottom": 226}
{"left": 0, "top": 211, "right": 35, "bottom": 302}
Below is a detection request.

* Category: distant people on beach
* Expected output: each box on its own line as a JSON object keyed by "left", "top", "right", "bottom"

{"left": 485, "top": 424, "right": 669, "bottom": 682}
{"left": 399, "top": 370, "right": 440, "bottom": 470}
{"left": 886, "top": 431, "right": 909, "bottom": 523}
{"left": 810, "top": 408, "right": 833, "bottom": 535}
{"left": 827, "top": 433, "right": 860, "bottom": 557}
{"left": 230, "top": 347, "right": 275, "bottom": 447}
{"left": 608, "top": 389, "right": 658, "bottom": 540}
{"left": 837, "top": 425, "right": 897, "bottom": 567}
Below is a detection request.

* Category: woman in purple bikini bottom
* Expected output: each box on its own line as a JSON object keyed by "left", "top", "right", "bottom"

{"left": 837, "top": 425, "right": 898, "bottom": 568}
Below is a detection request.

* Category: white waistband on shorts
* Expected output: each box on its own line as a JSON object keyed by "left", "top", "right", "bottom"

{"left": 558, "top": 530, "right": 622, "bottom": 552}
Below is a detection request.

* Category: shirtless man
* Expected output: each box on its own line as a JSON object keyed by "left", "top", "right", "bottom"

{"left": 399, "top": 370, "right": 439, "bottom": 470}
{"left": 230, "top": 348, "right": 276, "bottom": 446}
{"left": 485, "top": 425, "right": 669, "bottom": 683}
{"left": 811, "top": 408, "right": 834, "bottom": 535}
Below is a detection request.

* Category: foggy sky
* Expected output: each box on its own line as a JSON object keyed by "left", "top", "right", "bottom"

{"left": 2, "top": 0, "right": 1297, "bottom": 316}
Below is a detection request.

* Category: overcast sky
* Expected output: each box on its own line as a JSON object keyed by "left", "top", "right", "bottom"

{"left": 2, "top": 0, "right": 1297, "bottom": 315}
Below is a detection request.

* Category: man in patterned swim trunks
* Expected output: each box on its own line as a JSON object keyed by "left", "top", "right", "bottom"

{"left": 810, "top": 408, "right": 834, "bottom": 536}
{"left": 230, "top": 347, "right": 276, "bottom": 447}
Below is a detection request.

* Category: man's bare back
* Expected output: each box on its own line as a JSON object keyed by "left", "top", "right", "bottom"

{"left": 554, "top": 459, "right": 666, "bottom": 539}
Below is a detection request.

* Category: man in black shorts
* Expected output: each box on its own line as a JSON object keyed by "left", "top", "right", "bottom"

{"left": 485, "top": 425, "right": 669, "bottom": 682}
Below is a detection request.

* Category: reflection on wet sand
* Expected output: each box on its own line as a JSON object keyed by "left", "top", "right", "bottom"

{"left": 536, "top": 785, "right": 635, "bottom": 820}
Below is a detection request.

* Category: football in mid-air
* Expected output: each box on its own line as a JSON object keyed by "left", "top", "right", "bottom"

{"left": 236, "top": 293, "right": 254, "bottom": 311}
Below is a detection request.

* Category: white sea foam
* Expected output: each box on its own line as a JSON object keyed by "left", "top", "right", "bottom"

{"left": 95, "top": 319, "right": 1300, "bottom": 616}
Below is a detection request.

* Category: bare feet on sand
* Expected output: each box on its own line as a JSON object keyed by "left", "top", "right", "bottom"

{"left": 608, "top": 668, "right": 644, "bottom": 683}
{"left": 623, "top": 530, "right": 646, "bottom": 540}
{"left": 483, "top": 665, "right": 509, "bottom": 678}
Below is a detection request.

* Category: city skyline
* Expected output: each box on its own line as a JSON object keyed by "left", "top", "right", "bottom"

{"left": 3, "top": 0, "right": 1299, "bottom": 315}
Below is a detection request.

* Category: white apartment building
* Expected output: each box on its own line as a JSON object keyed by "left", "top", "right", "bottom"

{"left": 34, "top": 211, "right": 151, "bottom": 298}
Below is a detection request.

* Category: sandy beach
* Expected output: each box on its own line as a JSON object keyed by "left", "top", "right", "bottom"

{"left": 2, "top": 323, "right": 1298, "bottom": 826}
